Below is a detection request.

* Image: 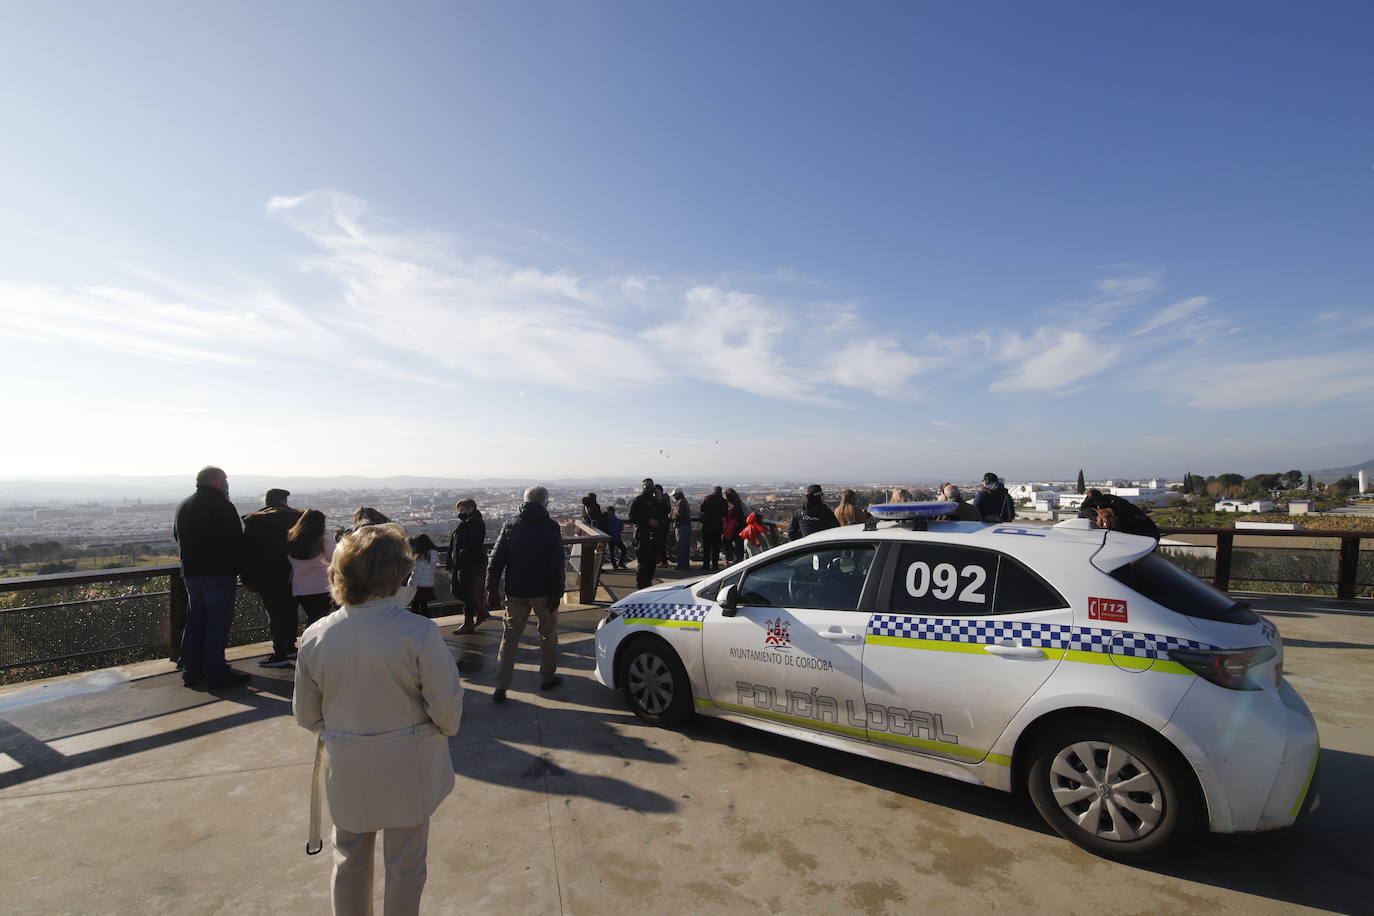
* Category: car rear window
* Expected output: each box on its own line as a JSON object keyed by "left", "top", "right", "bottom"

{"left": 1110, "top": 553, "right": 1258, "bottom": 624}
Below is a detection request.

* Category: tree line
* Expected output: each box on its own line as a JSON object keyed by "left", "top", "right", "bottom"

{"left": 1178, "top": 471, "right": 1361, "bottom": 500}
{"left": 0, "top": 541, "right": 166, "bottom": 575}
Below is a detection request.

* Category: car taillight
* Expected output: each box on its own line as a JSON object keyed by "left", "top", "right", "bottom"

{"left": 1168, "top": 645, "right": 1277, "bottom": 691}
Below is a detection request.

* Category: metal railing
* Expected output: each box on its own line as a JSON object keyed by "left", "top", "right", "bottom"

{"left": 1, "top": 522, "right": 1365, "bottom": 683}
{"left": 1158, "top": 527, "right": 1373, "bottom": 599}
{"left": 0, "top": 525, "right": 609, "bottom": 685}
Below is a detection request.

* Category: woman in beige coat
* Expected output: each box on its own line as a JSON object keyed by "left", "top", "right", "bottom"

{"left": 293, "top": 523, "right": 464, "bottom": 916}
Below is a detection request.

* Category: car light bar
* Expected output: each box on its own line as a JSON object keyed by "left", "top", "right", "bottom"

{"left": 1168, "top": 645, "right": 1278, "bottom": 691}
{"left": 867, "top": 501, "right": 959, "bottom": 519}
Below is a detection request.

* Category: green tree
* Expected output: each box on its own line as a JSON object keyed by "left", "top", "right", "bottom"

{"left": 1306, "top": 474, "right": 1315, "bottom": 492}
{"left": 1281, "top": 470, "right": 1303, "bottom": 490}
{"left": 1216, "top": 473, "right": 1244, "bottom": 489}
{"left": 1076, "top": 469, "right": 1085, "bottom": 494}
{"left": 1244, "top": 474, "right": 1281, "bottom": 496}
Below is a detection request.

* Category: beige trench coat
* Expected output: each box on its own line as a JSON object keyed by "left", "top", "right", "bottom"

{"left": 293, "top": 592, "right": 464, "bottom": 833}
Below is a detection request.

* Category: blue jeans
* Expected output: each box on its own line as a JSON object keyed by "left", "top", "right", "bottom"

{"left": 182, "top": 575, "right": 237, "bottom": 684}
{"left": 676, "top": 525, "right": 692, "bottom": 568}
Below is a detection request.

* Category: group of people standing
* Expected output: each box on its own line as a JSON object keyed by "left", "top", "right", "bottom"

{"left": 571, "top": 474, "right": 1025, "bottom": 593}
{"left": 175, "top": 468, "right": 573, "bottom": 914}
{"left": 612, "top": 479, "right": 757, "bottom": 588}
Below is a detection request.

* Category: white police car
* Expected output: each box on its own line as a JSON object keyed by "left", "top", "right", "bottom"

{"left": 594, "top": 503, "right": 1319, "bottom": 860}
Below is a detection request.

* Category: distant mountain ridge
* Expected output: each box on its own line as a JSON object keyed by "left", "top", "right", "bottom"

{"left": 1311, "top": 459, "right": 1374, "bottom": 483}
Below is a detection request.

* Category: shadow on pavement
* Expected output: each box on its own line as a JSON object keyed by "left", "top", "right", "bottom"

{"left": 677, "top": 716, "right": 1374, "bottom": 913}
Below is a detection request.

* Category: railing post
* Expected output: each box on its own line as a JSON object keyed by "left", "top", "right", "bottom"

{"left": 1213, "top": 532, "right": 1233, "bottom": 592}
{"left": 578, "top": 540, "right": 601, "bottom": 604}
{"left": 167, "top": 568, "right": 187, "bottom": 661}
{"left": 1337, "top": 536, "right": 1360, "bottom": 600}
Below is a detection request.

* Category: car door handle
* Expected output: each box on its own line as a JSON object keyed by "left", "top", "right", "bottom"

{"left": 820, "top": 631, "right": 861, "bottom": 642}
{"left": 984, "top": 644, "right": 1046, "bottom": 659}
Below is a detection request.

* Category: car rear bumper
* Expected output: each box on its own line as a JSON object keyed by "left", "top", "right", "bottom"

{"left": 1164, "top": 676, "right": 1319, "bottom": 834}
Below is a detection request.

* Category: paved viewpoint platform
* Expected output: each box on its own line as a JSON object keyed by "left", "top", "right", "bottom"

{"left": 1, "top": 589, "right": 1371, "bottom": 915}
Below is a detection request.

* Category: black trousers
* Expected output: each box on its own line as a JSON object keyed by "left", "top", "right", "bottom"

{"left": 297, "top": 592, "right": 334, "bottom": 626}
{"left": 635, "top": 534, "right": 657, "bottom": 589}
{"left": 258, "top": 585, "right": 298, "bottom": 656}
{"left": 701, "top": 527, "right": 722, "bottom": 571}
{"left": 455, "top": 564, "right": 488, "bottom": 624}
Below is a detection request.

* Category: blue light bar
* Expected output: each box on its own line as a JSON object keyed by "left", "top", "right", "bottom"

{"left": 867, "top": 501, "right": 959, "bottom": 519}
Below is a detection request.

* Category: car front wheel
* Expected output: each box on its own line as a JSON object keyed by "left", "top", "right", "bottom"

{"left": 619, "top": 638, "right": 693, "bottom": 726}
{"left": 1027, "top": 722, "right": 1201, "bottom": 861}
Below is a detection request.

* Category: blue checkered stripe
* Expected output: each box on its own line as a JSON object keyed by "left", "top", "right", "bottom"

{"left": 618, "top": 602, "right": 709, "bottom": 622}
{"left": 867, "top": 614, "right": 1217, "bottom": 660}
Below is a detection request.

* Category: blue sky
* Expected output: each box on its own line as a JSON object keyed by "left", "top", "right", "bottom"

{"left": 1, "top": 1, "right": 1371, "bottom": 481}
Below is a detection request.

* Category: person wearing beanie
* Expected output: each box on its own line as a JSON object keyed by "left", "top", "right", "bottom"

{"left": 242, "top": 487, "right": 304, "bottom": 667}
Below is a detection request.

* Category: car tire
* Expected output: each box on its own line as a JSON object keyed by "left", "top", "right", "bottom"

{"left": 1027, "top": 721, "right": 1201, "bottom": 861}
{"left": 618, "top": 637, "right": 694, "bottom": 727}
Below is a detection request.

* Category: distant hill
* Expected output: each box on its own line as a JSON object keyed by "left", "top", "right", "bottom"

{"left": 0, "top": 473, "right": 830, "bottom": 503}
{"left": 1311, "top": 459, "right": 1374, "bottom": 483}
{"left": 0, "top": 474, "right": 572, "bottom": 503}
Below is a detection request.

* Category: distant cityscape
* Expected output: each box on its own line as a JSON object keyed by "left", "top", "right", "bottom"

{"left": 3, "top": 468, "right": 1370, "bottom": 557}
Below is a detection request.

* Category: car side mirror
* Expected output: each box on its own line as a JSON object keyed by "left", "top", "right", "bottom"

{"left": 719, "top": 584, "right": 739, "bottom": 617}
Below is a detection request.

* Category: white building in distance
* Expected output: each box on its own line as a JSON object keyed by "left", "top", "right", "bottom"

{"left": 1216, "top": 498, "right": 1276, "bottom": 513}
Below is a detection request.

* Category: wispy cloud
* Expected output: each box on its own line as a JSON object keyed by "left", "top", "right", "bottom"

{"left": 1147, "top": 352, "right": 1374, "bottom": 409}
{"left": 989, "top": 330, "right": 1122, "bottom": 393}
{"left": 6, "top": 192, "right": 1365, "bottom": 418}
{"left": 1132, "top": 295, "right": 1210, "bottom": 336}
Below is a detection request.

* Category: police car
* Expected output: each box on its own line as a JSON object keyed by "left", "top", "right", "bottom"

{"left": 593, "top": 502, "right": 1319, "bottom": 860}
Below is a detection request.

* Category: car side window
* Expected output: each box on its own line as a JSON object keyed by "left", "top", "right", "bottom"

{"left": 994, "top": 553, "right": 1067, "bottom": 614}
{"left": 888, "top": 544, "right": 1064, "bottom": 616}
{"left": 738, "top": 546, "right": 877, "bottom": 611}
{"left": 698, "top": 568, "right": 743, "bottom": 601}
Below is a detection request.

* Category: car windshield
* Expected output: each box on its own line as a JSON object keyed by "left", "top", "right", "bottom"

{"left": 1110, "top": 553, "right": 1258, "bottom": 624}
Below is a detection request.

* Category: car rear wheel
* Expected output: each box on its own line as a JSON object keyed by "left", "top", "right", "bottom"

{"left": 1028, "top": 722, "right": 1200, "bottom": 861}
{"left": 619, "top": 638, "right": 693, "bottom": 726}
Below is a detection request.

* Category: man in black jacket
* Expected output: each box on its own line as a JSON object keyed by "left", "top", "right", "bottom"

{"left": 699, "top": 486, "right": 727, "bottom": 572}
{"left": 972, "top": 472, "right": 1016, "bottom": 523}
{"left": 173, "top": 466, "right": 247, "bottom": 688}
{"left": 788, "top": 484, "right": 840, "bottom": 541}
{"left": 449, "top": 498, "right": 489, "bottom": 634}
{"left": 629, "top": 478, "right": 668, "bottom": 588}
{"left": 1078, "top": 489, "right": 1161, "bottom": 539}
{"left": 487, "top": 486, "right": 565, "bottom": 702}
{"left": 241, "top": 488, "right": 303, "bottom": 668}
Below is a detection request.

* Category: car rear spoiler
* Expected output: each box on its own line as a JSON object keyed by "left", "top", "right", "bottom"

{"left": 1053, "top": 517, "right": 1159, "bottom": 574}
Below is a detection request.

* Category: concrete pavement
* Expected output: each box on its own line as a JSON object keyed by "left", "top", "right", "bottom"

{"left": 0, "top": 581, "right": 1371, "bottom": 915}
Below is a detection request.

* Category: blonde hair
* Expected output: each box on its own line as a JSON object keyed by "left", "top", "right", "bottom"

{"left": 329, "top": 523, "right": 415, "bottom": 606}
{"left": 835, "top": 489, "right": 860, "bottom": 526}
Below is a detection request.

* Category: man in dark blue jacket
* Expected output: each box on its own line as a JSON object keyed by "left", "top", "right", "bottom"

{"left": 173, "top": 466, "right": 247, "bottom": 688}
{"left": 487, "top": 485, "right": 565, "bottom": 702}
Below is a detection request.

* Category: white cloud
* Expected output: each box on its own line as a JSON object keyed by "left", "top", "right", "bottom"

{"left": 0, "top": 190, "right": 950, "bottom": 405}
{"left": 1132, "top": 295, "right": 1210, "bottom": 336}
{"left": 830, "top": 339, "right": 940, "bottom": 398}
{"left": 989, "top": 330, "right": 1122, "bottom": 393}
